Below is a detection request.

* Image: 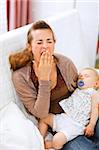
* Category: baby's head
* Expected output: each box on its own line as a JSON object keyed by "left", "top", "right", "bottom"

{"left": 77, "top": 68, "right": 99, "bottom": 90}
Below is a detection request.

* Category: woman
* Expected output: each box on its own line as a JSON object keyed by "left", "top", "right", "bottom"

{"left": 9, "top": 20, "right": 99, "bottom": 150}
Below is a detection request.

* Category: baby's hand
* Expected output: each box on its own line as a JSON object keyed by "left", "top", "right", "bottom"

{"left": 84, "top": 124, "right": 94, "bottom": 137}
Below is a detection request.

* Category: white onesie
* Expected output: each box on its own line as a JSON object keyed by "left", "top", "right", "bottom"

{"left": 52, "top": 88, "right": 96, "bottom": 142}
{"left": 59, "top": 88, "right": 96, "bottom": 126}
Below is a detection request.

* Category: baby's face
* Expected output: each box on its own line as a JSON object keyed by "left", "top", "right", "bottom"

{"left": 77, "top": 69, "right": 98, "bottom": 89}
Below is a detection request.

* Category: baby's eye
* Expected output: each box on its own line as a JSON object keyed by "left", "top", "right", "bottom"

{"left": 85, "top": 74, "right": 89, "bottom": 78}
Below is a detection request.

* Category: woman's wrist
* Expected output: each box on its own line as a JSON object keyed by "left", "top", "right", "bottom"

{"left": 39, "top": 76, "right": 50, "bottom": 81}
{"left": 39, "top": 80, "right": 51, "bottom": 92}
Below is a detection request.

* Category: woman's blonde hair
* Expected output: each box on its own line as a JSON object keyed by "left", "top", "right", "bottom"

{"left": 9, "top": 20, "right": 56, "bottom": 71}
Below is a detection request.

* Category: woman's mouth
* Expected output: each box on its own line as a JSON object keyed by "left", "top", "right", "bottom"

{"left": 41, "top": 51, "right": 46, "bottom": 55}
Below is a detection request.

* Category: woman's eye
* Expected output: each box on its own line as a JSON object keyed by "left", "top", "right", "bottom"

{"left": 37, "top": 42, "right": 42, "bottom": 44}
{"left": 48, "top": 41, "right": 53, "bottom": 43}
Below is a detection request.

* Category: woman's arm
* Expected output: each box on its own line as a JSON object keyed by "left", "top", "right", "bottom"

{"left": 12, "top": 70, "right": 51, "bottom": 119}
{"left": 12, "top": 52, "right": 53, "bottom": 119}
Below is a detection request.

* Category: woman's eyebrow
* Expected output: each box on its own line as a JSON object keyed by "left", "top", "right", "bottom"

{"left": 36, "top": 38, "right": 53, "bottom": 42}
{"left": 36, "top": 39, "right": 43, "bottom": 42}
{"left": 47, "top": 38, "right": 53, "bottom": 41}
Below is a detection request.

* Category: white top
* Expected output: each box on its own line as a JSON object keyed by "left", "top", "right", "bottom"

{"left": 59, "top": 88, "right": 96, "bottom": 127}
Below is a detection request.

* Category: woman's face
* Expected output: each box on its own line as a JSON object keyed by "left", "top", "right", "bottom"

{"left": 30, "top": 29, "right": 55, "bottom": 64}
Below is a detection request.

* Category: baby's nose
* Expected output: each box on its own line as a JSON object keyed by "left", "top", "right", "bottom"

{"left": 79, "top": 74, "right": 84, "bottom": 79}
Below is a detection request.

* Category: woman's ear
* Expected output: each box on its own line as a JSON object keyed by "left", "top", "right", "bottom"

{"left": 26, "top": 43, "right": 32, "bottom": 52}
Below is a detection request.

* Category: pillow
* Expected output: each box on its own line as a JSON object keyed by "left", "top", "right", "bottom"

{"left": 0, "top": 101, "right": 44, "bottom": 150}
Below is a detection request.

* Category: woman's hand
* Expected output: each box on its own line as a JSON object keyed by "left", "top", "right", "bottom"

{"left": 37, "top": 51, "right": 53, "bottom": 81}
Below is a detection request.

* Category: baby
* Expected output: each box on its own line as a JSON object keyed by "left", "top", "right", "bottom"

{"left": 39, "top": 68, "right": 99, "bottom": 150}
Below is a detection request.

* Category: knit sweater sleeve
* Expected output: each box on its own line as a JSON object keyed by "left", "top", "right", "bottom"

{"left": 12, "top": 69, "right": 51, "bottom": 119}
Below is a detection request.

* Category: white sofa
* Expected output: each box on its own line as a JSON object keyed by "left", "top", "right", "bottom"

{"left": 0, "top": 9, "right": 97, "bottom": 150}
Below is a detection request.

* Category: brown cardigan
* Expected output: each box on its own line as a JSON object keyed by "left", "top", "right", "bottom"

{"left": 12, "top": 53, "right": 78, "bottom": 119}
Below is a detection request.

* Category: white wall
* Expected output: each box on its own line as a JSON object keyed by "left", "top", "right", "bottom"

{"left": 33, "top": 0, "right": 74, "bottom": 20}
{"left": 76, "top": 0, "right": 98, "bottom": 67}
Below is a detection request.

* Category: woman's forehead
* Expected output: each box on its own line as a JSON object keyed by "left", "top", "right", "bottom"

{"left": 31, "top": 29, "right": 53, "bottom": 39}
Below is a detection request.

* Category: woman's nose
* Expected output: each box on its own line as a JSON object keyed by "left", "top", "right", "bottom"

{"left": 42, "top": 42, "right": 48, "bottom": 48}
